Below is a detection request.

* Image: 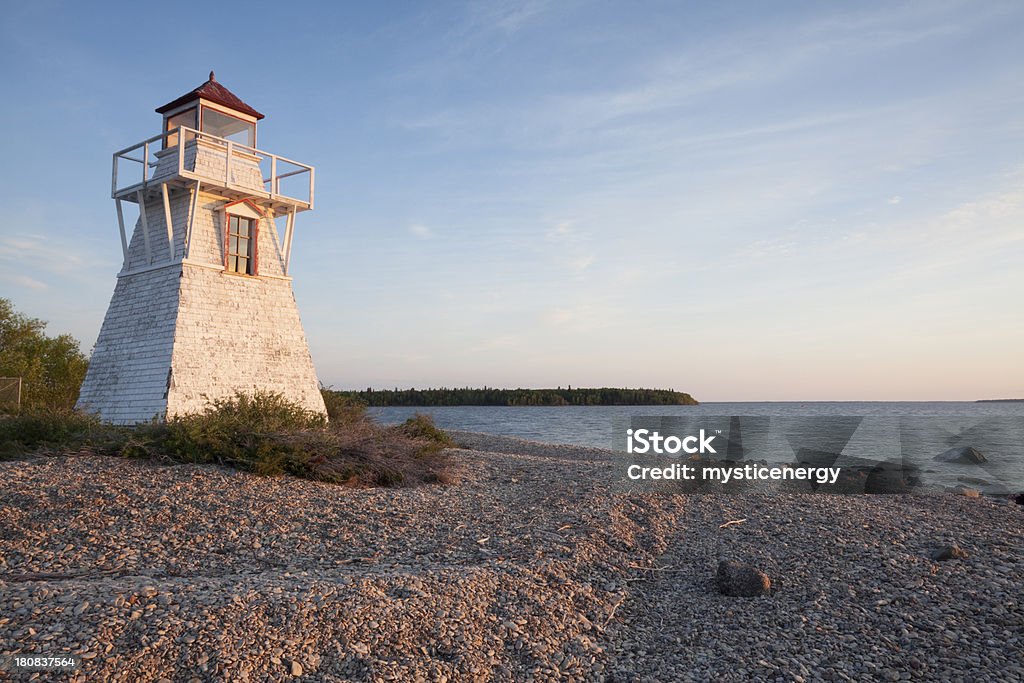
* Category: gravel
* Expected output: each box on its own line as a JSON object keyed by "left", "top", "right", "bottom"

{"left": 1, "top": 431, "right": 1021, "bottom": 681}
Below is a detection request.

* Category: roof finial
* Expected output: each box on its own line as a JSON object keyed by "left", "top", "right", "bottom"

{"left": 209, "top": 70, "right": 216, "bottom": 82}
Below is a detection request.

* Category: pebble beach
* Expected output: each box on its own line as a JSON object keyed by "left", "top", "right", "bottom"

{"left": 1, "top": 432, "right": 1021, "bottom": 682}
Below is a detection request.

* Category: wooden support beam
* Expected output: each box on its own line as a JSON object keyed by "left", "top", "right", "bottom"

{"left": 283, "top": 207, "right": 296, "bottom": 275}
{"left": 184, "top": 181, "right": 200, "bottom": 259}
{"left": 225, "top": 141, "right": 233, "bottom": 187}
{"left": 115, "top": 199, "right": 129, "bottom": 267}
{"left": 161, "top": 183, "right": 175, "bottom": 261}
{"left": 142, "top": 143, "right": 150, "bottom": 187}
{"left": 308, "top": 166, "right": 315, "bottom": 209}
{"left": 136, "top": 190, "right": 152, "bottom": 265}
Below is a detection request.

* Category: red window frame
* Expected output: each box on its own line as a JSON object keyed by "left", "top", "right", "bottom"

{"left": 223, "top": 202, "right": 261, "bottom": 276}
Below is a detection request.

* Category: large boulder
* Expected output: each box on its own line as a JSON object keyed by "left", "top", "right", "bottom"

{"left": 931, "top": 544, "right": 968, "bottom": 561}
{"left": 935, "top": 446, "right": 987, "bottom": 464}
{"left": 716, "top": 559, "right": 771, "bottom": 597}
{"left": 864, "top": 463, "right": 912, "bottom": 494}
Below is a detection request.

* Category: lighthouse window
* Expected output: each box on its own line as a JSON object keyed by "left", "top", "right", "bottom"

{"left": 202, "top": 107, "right": 255, "bottom": 147}
{"left": 225, "top": 215, "right": 257, "bottom": 275}
{"left": 164, "top": 108, "right": 197, "bottom": 148}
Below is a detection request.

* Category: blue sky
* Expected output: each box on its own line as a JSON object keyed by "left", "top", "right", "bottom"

{"left": 1, "top": 0, "right": 1022, "bottom": 401}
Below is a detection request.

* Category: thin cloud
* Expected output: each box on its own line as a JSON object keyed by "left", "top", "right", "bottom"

{"left": 1, "top": 273, "right": 48, "bottom": 290}
{"left": 569, "top": 254, "right": 595, "bottom": 271}
{"left": 409, "top": 223, "right": 433, "bottom": 239}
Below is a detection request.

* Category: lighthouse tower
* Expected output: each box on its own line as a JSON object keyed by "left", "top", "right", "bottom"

{"left": 77, "top": 73, "right": 327, "bottom": 423}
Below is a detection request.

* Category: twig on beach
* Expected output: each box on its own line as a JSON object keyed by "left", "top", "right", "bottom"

{"left": 602, "top": 598, "right": 624, "bottom": 628}
{"left": 627, "top": 562, "right": 673, "bottom": 572}
{"left": 535, "top": 529, "right": 566, "bottom": 539}
{"left": 719, "top": 518, "right": 747, "bottom": 529}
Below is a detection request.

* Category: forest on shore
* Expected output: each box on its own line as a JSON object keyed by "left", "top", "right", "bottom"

{"left": 328, "top": 387, "right": 698, "bottom": 407}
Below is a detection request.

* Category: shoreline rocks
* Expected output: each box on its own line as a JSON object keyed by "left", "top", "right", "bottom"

{"left": 1, "top": 434, "right": 1022, "bottom": 681}
{"left": 716, "top": 559, "right": 771, "bottom": 597}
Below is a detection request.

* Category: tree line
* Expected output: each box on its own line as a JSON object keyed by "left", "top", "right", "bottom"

{"left": 0, "top": 298, "right": 88, "bottom": 412}
{"left": 328, "top": 386, "right": 698, "bottom": 407}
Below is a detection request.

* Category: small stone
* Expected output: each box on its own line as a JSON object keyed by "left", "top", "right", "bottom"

{"left": 932, "top": 544, "right": 968, "bottom": 561}
{"left": 289, "top": 660, "right": 303, "bottom": 676}
{"left": 935, "top": 446, "right": 986, "bottom": 464}
{"left": 716, "top": 559, "right": 771, "bottom": 597}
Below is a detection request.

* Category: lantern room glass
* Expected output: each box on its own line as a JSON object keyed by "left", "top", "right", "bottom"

{"left": 164, "top": 108, "right": 197, "bottom": 148}
{"left": 201, "top": 107, "right": 256, "bottom": 147}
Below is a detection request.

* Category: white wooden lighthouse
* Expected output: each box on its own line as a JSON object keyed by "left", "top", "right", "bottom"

{"left": 77, "top": 72, "right": 327, "bottom": 423}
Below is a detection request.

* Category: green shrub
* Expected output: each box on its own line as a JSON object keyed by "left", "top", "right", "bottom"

{"left": 392, "top": 413, "right": 454, "bottom": 454}
{"left": 0, "top": 408, "right": 125, "bottom": 460}
{"left": 320, "top": 386, "right": 368, "bottom": 426}
{"left": 0, "top": 391, "right": 459, "bottom": 488}
{"left": 134, "top": 391, "right": 324, "bottom": 468}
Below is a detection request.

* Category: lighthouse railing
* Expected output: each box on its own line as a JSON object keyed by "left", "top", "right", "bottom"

{"left": 112, "top": 126, "right": 314, "bottom": 209}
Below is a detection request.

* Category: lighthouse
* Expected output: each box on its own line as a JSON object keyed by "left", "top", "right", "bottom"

{"left": 77, "top": 72, "right": 327, "bottom": 423}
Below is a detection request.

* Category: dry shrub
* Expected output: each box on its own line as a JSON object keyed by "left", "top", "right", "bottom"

{"left": 2, "top": 391, "right": 459, "bottom": 488}
{"left": 0, "top": 407, "right": 127, "bottom": 460}
{"left": 132, "top": 392, "right": 459, "bottom": 487}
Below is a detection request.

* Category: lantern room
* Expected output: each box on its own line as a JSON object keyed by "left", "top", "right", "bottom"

{"left": 111, "top": 71, "right": 314, "bottom": 230}
{"left": 155, "top": 71, "right": 263, "bottom": 149}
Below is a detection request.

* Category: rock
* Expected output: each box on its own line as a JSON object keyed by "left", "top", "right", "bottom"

{"left": 932, "top": 544, "right": 968, "bottom": 561}
{"left": 288, "top": 660, "right": 303, "bottom": 676}
{"left": 951, "top": 486, "right": 981, "bottom": 498}
{"left": 864, "top": 464, "right": 911, "bottom": 494}
{"left": 817, "top": 468, "right": 868, "bottom": 494}
{"left": 1013, "top": 492, "right": 1024, "bottom": 506}
{"left": 716, "top": 559, "right": 771, "bottom": 597}
{"left": 935, "top": 446, "right": 987, "bottom": 464}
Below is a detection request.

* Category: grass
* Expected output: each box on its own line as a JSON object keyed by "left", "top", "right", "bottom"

{"left": 0, "top": 391, "right": 460, "bottom": 487}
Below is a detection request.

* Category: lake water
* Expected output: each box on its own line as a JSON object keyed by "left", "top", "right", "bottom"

{"left": 370, "top": 402, "right": 1024, "bottom": 492}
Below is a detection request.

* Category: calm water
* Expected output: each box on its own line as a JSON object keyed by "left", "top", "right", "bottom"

{"left": 370, "top": 402, "right": 1024, "bottom": 491}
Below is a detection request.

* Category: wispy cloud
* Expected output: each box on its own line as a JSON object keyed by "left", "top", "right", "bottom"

{"left": 0, "top": 233, "right": 84, "bottom": 275}
{"left": 468, "top": 0, "right": 555, "bottom": 34}
{"left": 409, "top": 223, "right": 433, "bottom": 239}
{"left": 469, "top": 335, "right": 518, "bottom": 352}
{"left": 568, "top": 254, "right": 595, "bottom": 272}
{"left": 1, "top": 273, "right": 48, "bottom": 290}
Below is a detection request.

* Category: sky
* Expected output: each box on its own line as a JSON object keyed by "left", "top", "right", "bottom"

{"left": 1, "top": 0, "right": 1022, "bottom": 401}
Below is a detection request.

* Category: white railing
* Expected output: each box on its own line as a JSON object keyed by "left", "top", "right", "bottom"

{"left": 111, "top": 126, "right": 314, "bottom": 209}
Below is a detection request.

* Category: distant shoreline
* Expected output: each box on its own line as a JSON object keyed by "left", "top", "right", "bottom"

{"left": 976, "top": 398, "right": 1024, "bottom": 403}
{"left": 329, "top": 387, "right": 698, "bottom": 407}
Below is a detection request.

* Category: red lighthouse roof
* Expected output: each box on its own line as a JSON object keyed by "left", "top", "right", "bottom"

{"left": 155, "top": 71, "right": 264, "bottom": 120}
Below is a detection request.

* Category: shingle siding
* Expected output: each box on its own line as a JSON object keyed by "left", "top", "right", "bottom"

{"left": 78, "top": 186, "right": 325, "bottom": 424}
